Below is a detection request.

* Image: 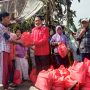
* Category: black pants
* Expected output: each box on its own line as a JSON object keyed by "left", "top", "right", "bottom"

{"left": 81, "top": 53, "right": 90, "bottom": 61}
{"left": 35, "top": 55, "right": 50, "bottom": 73}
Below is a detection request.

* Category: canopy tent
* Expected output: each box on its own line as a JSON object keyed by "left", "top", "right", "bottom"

{"left": 18, "top": 0, "right": 44, "bottom": 20}
{"left": 0, "top": 0, "right": 43, "bottom": 20}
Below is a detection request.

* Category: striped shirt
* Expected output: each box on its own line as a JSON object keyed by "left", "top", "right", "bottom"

{"left": 0, "top": 23, "right": 10, "bottom": 53}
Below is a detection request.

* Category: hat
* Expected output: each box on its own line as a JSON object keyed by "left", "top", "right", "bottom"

{"left": 81, "top": 18, "right": 89, "bottom": 23}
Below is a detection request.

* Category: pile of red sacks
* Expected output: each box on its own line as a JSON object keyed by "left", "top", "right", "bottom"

{"left": 33, "top": 58, "right": 90, "bottom": 90}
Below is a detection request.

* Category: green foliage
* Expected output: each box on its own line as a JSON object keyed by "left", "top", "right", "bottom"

{"left": 10, "top": 18, "right": 34, "bottom": 33}
{"left": 10, "top": 23, "right": 20, "bottom": 33}
{"left": 10, "top": 0, "right": 80, "bottom": 33}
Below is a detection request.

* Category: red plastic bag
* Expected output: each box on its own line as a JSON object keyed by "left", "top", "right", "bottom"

{"left": 21, "top": 32, "right": 32, "bottom": 47}
{"left": 83, "top": 58, "right": 90, "bottom": 76}
{"left": 35, "top": 70, "right": 52, "bottom": 90}
{"left": 84, "top": 58, "right": 90, "bottom": 67}
{"left": 64, "top": 76, "right": 79, "bottom": 90}
{"left": 87, "top": 66, "right": 90, "bottom": 76}
{"left": 69, "top": 61, "right": 87, "bottom": 84}
{"left": 58, "top": 65, "right": 78, "bottom": 90}
{"left": 29, "top": 68, "right": 37, "bottom": 84}
{"left": 82, "top": 76, "right": 90, "bottom": 87}
{"left": 13, "top": 70, "right": 22, "bottom": 85}
{"left": 48, "top": 65, "right": 54, "bottom": 71}
{"left": 51, "top": 86, "right": 64, "bottom": 90}
{"left": 58, "top": 65, "right": 70, "bottom": 77}
{"left": 51, "top": 77, "right": 64, "bottom": 90}
{"left": 81, "top": 87, "right": 90, "bottom": 90}
{"left": 50, "top": 69, "right": 64, "bottom": 90}
{"left": 80, "top": 77, "right": 90, "bottom": 90}
{"left": 58, "top": 43, "right": 68, "bottom": 58}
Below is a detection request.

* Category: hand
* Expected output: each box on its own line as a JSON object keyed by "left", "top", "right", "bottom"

{"left": 30, "top": 46, "right": 35, "bottom": 50}
{"left": 14, "top": 40, "right": 25, "bottom": 46}
{"left": 78, "top": 28, "right": 86, "bottom": 39}
{"left": 32, "top": 41, "right": 35, "bottom": 45}
{"left": 18, "top": 40, "right": 25, "bottom": 46}
{"left": 72, "top": 32, "right": 76, "bottom": 35}
{"left": 57, "top": 42, "right": 61, "bottom": 45}
{"left": 53, "top": 42, "right": 59, "bottom": 45}
{"left": 9, "top": 39, "right": 16, "bottom": 43}
{"left": 25, "top": 55, "right": 29, "bottom": 59}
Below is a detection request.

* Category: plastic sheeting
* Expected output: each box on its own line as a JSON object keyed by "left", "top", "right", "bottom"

{"left": 19, "top": 0, "right": 43, "bottom": 19}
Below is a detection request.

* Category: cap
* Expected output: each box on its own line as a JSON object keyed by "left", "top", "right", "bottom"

{"left": 81, "top": 18, "right": 89, "bottom": 23}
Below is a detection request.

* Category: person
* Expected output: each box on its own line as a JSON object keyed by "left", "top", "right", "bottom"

{"left": 76, "top": 18, "right": 90, "bottom": 61}
{"left": 31, "top": 16, "right": 50, "bottom": 74}
{"left": 9, "top": 32, "right": 17, "bottom": 87}
{"left": 0, "top": 12, "right": 13, "bottom": 89}
{"left": 50, "top": 25, "right": 70, "bottom": 68}
{"left": 30, "top": 46, "right": 36, "bottom": 68}
{"left": 61, "top": 25, "right": 74, "bottom": 65}
{"left": 15, "top": 29, "right": 29, "bottom": 81}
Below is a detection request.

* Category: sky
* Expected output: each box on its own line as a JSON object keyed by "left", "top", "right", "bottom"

{"left": 71, "top": 0, "right": 90, "bottom": 27}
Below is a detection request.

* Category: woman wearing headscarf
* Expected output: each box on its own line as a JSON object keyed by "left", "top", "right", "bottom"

{"left": 50, "top": 25, "right": 70, "bottom": 68}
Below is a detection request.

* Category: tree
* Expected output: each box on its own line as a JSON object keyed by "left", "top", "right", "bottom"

{"left": 39, "top": 0, "right": 81, "bottom": 32}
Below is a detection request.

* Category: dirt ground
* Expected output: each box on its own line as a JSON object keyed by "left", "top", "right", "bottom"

{"left": 14, "top": 81, "right": 37, "bottom": 90}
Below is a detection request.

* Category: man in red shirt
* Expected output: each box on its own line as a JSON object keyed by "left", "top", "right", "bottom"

{"left": 31, "top": 16, "right": 50, "bottom": 73}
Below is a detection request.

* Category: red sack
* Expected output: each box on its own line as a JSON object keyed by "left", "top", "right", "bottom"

{"left": 29, "top": 68, "right": 37, "bottom": 84}
{"left": 35, "top": 70, "right": 52, "bottom": 90}
{"left": 51, "top": 86, "right": 64, "bottom": 90}
{"left": 69, "top": 61, "right": 87, "bottom": 84}
{"left": 80, "top": 77, "right": 90, "bottom": 90}
{"left": 13, "top": 70, "right": 22, "bottom": 85}
{"left": 80, "top": 58, "right": 90, "bottom": 89}
{"left": 80, "top": 87, "right": 90, "bottom": 90}
{"left": 81, "top": 76, "right": 90, "bottom": 88}
{"left": 64, "top": 76, "right": 79, "bottom": 90}
{"left": 58, "top": 43, "right": 68, "bottom": 58}
{"left": 84, "top": 58, "right": 90, "bottom": 67}
{"left": 58, "top": 65, "right": 70, "bottom": 78}
{"left": 48, "top": 65, "right": 54, "bottom": 71}
{"left": 83, "top": 58, "right": 90, "bottom": 78}
{"left": 50, "top": 69, "right": 64, "bottom": 90}
{"left": 21, "top": 32, "right": 32, "bottom": 47}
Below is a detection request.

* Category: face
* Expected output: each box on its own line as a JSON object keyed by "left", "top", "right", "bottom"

{"left": 16, "top": 30, "right": 21, "bottom": 37}
{"left": 2, "top": 16, "right": 11, "bottom": 25}
{"left": 34, "top": 17, "right": 42, "bottom": 26}
{"left": 81, "top": 21, "right": 89, "bottom": 28}
{"left": 57, "top": 27, "right": 63, "bottom": 34}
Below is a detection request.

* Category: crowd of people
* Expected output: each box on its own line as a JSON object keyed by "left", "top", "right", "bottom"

{"left": 0, "top": 11, "right": 90, "bottom": 90}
